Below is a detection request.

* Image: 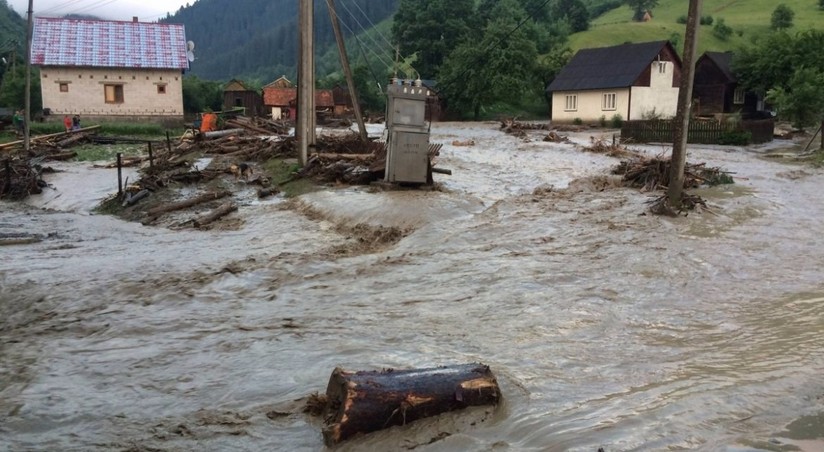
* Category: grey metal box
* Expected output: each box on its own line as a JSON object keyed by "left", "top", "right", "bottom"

{"left": 387, "top": 130, "right": 429, "bottom": 183}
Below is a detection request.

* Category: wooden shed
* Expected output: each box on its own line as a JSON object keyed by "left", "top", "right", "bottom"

{"left": 223, "top": 79, "right": 264, "bottom": 117}
{"left": 693, "top": 51, "right": 762, "bottom": 118}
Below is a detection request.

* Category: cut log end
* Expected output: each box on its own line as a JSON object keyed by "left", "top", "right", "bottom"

{"left": 321, "top": 363, "right": 501, "bottom": 446}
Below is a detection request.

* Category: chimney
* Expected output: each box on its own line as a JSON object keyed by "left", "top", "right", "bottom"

{"left": 132, "top": 17, "right": 138, "bottom": 23}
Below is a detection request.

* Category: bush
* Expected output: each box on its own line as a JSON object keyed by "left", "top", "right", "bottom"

{"left": 610, "top": 114, "right": 624, "bottom": 128}
{"left": 717, "top": 129, "right": 752, "bottom": 145}
{"left": 820, "top": 0, "right": 824, "bottom": 10}
{"left": 642, "top": 107, "right": 662, "bottom": 120}
{"left": 700, "top": 15, "right": 714, "bottom": 25}
{"left": 599, "top": 115, "right": 607, "bottom": 127}
{"left": 677, "top": 15, "right": 687, "bottom": 24}
{"left": 573, "top": 117, "right": 583, "bottom": 125}
{"left": 713, "top": 18, "right": 733, "bottom": 41}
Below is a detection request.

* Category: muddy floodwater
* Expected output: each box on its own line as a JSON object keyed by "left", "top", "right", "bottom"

{"left": 2, "top": 122, "right": 823, "bottom": 451}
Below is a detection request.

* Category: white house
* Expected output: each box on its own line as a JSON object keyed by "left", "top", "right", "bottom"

{"left": 547, "top": 41, "right": 682, "bottom": 123}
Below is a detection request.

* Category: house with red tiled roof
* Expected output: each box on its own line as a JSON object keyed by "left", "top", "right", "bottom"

{"left": 32, "top": 17, "right": 189, "bottom": 120}
{"left": 262, "top": 76, "right": 335, "bottom": 119}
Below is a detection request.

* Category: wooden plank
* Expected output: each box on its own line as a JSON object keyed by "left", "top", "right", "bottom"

{"left": 0, "top": 125, "right": 102, "bottom": 151}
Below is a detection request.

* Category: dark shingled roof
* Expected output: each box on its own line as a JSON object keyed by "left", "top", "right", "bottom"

{"left": 547, "top": 41, "right": 674, "bottom": 92}
{"left": 701, "top": 51, "right": 736, "bottom": 82}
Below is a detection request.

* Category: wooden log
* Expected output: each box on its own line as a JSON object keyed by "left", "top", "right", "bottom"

{"left": 192, "top": 202, "right": 237, "bottom": 228}
{"left": 43, "top": 151, "right": 78, "bottom": 161}
{"left": 257, "top": 187, "right": 279, "bottom": 198}
{"left": 55, "top": 132, "right": 91, "bottom": 148}
{"left": 322, "top": 363, "right": 501, "bottom": 446}
{"left": 122, "top": 189, "right": 150, "bottom": 207}
{"left": 145, "top": 190, "right": 230, "bottom": 218}
{"left": 0, "top": 125, "right": 101, "bottom": 151}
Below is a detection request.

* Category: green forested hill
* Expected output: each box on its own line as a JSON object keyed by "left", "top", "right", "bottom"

{"left": 165, "top": 0, "right": 398, "bottom": 83}
{"left": 0, "top": 0, "right": 25, "bottom": 63}
{"left": 569, "top": 0, "right": 824, "bottom": 54}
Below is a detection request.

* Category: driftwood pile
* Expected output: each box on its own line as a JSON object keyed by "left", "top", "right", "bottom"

{"left": 0, "top": 158, "right": 49, "bottom": 200}
{"left": 613, "top": 155, "right": 734, "bottom": 192}
{"left": 543, "top": 131, "right": 570, "bottom": 143}
{"left": 224, "top": 116, "right": 290, "bottom": 136}
{"left": 582, "top": 137, "right": 637, "bottom": 158}
{"left": 500, "top": 118, "right": 550, "bottom": 140}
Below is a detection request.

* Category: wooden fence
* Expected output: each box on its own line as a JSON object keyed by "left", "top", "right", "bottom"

{"left": 621, "top": 118, "right": 774, "bottom": 145}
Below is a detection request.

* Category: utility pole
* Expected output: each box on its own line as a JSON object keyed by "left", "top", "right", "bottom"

{"left": 297, "top": 0, "right": 316, "bottom": 166}
{"left": 667, "top": 0, "right": 702, "bottom": 209}
{"left": 24, "top": 0, "right": 33, "bottom": 152}
{"left": 326, "top": 0, "right": 367, "bottom": 142}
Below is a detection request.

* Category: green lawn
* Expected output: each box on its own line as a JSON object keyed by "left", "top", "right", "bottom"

{"left": 569, "top": 0, "right": 824, "bottom": 54}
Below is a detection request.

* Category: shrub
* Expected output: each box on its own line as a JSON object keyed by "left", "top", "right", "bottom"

{"left": 717, "top": 130, "right": 752, "bottom": 145}
{"left": 700, "top": 15, "right": 714, "bottom": 25}
{"left": 677, "top": 15, "right": 687, "bottom": 24}
{"left": 610, "top": 114, "right": 624, "bottom": 128}
{"left": 573, "top": 117, "right": 583, "bottom": 125}
{"left": 713, "top": 18, "right": 733, "bottom": 41}
{"left": 599, "top": 115, "right": 607, "bottom": 127}
{"left": 642, "top": 107, "right": 662, "bottom": 120}
{"left": 820, "top": 0, "right": 824, "bottom": 10}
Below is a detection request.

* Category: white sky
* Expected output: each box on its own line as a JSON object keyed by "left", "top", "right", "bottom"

{"left": 8, "top": 0, "right": 193, "bottom": 22}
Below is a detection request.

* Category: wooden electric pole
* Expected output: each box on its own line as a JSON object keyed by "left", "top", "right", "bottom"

{"left": 326, "top": 0, "right": 367, "bottom": 142}
{"left": 24, "top": 0, "right": 33, "bottom": 152}
{"left": 297, "top": 0, "right": 316, "bottom": 166}
{"left": 667, "top": 0, "right": 702, "bottom": 209}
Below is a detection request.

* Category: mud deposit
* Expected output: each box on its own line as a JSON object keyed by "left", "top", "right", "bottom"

{"left": 2, "top": 122, "right": 824, "bottom": 451}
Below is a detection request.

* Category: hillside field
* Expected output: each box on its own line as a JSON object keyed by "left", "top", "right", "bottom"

{"left": 569, "top": 0, "right": 824, "bottom": 53}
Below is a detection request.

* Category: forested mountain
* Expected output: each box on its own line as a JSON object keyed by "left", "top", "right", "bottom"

{"left": 0, "top": 0, "right": 25, "bottom": 63}
{"left": 164, "top": 0, "right": 398, "bottom": 83}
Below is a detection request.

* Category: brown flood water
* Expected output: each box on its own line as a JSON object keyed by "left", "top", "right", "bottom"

{"left": 1, "top": 122, "right": 823, "bottom": 451}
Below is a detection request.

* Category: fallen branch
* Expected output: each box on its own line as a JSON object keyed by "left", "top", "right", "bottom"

{"left": 145, "top": 190, "right": 230, "bottom": 219}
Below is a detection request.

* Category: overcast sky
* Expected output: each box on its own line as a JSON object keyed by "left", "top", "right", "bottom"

{"left": 8, "top": 0, "right": 193, "bottom": 22}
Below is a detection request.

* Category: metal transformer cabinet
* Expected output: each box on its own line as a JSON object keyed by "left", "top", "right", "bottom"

{"left": 385, "top": 82, "right": 430, "bottom": 183}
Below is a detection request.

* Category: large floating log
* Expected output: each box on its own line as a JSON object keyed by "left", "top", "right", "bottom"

{"left": 322, "top": 363, "right": 501, "bottom": 446}
{"left": 192, "top": 202, "right": 237, "bottom": 228}
{"left": 145, "top": 190, "right": 230, "bottom": 219}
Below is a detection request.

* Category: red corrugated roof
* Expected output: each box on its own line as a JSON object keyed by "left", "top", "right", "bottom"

{"left": 31, "top": 17, "right": 189, "bottom": 70}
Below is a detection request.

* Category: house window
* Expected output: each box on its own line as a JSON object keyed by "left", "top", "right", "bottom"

{"left": 59, "top": 83, "right": 69, "bottom": 93}
{"left": 602, "top": 93, "right": 617, "bottom": 111}
{"left": 157, "top": 85, "right": 167, "bottom": 94}
{"left": 658, "top": 61, "right": 666, "bottom": 73}
{"left": 733, "top": 87, "right": 745, "bottom": 104}
{"left": 104, "top": 84, "right": 124, "bottom": 103}
{"left": 564, "top": 94, "right": 578, "bottom": 111}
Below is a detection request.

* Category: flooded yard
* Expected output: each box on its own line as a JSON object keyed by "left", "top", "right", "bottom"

{"left": 1, "top": 122, "right": 823, "bottom": 451}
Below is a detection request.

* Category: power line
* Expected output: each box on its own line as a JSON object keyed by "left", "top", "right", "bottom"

{"left": 334, "top": 11, "right": 394, "bottom": 71}
{"left": 336, "top": 0, "right": 395, "bottom": 64}
{"left": 348, "top": 0, "right": 394, "bottom": 50}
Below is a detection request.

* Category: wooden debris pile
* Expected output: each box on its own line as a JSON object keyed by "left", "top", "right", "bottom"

{"left": 0, "top": 158, "right": 48, "bottom": 200}
{"left": 582, "top": 137, "right": 638, "bottom": 158}
{"left": 451, "top": 139, "right": 475, "bottom": 146}
{"left": 543, "top": 131, "right": 570, "bottom": 143}
{"left": 500, "top": 118, "right": 549, "bottom": 140}
{"left": 613, "top": 155, "right": 734, "bottom": 192}
{"left": 225, "top": 116, "right": 290, "bottom": 136}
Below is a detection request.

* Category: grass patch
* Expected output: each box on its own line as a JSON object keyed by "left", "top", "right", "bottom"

{"left": 73, "top": 143, "right": 147, "bottom": 162}
{"left": 263, "top": 157, "right": 319, "bottom": 197}
{"left": 94, "top": 194, "right": 126, "bottom": 216}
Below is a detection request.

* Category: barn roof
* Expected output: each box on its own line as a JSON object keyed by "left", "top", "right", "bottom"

{"left": 31, "top": 17, "right": 189, "bottom": 70}
{"left": 547, "top": 41, "right": 677, "bottom": 92}
{"left": 700, "top": 51, "right": 736, "bottom": 82}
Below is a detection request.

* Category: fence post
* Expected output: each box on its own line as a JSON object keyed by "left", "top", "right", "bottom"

{"left": 821, "top": 120, "right": 823, "bottom": 150}
{"left": 147, "top": 142, "right": 154, "bottom": 168}
{"left": 3, "top": 159, "right": 10, "bottom": 196}
{"left": 117, "top": 152, "right": 122, "bottom": 196}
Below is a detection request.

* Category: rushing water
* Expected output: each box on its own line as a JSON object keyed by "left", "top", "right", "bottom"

{"left": 1, "top": 123, "right": 823, "bottom": 451}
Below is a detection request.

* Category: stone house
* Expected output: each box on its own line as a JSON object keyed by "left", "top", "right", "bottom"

{"left": 31, "top": 17, "right": 189, "bottom": 120}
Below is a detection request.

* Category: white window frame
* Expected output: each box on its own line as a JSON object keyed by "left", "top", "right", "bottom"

{"left": 564, "top": 94, "right": 578, "bottom": 112}
{"left": 733, "top": 87, "right": 745, "bottom": 105}
{"left": 602, "top": 93, "right": 617, "bottom": 111}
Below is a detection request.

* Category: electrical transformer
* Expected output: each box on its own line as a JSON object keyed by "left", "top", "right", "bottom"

{"left": 385, "top": 80, "right": 431, "bottom": 184}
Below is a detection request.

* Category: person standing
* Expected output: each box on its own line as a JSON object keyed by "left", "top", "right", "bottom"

{"left": 63, "top": 115, "right": 72, "bottom": 132}
{"left": 72, "top": 115, "right": 80, "bottom": 131}
{"left": 12, "top": 110, "right": 23, "bottom": 135}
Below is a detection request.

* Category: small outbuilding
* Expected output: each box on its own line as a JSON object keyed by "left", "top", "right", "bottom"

{"left": 223, "top": 79, "right": 263, "bottom": 116}
{"left": 693, "top": 51, "right": 764, "bottom": 118}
